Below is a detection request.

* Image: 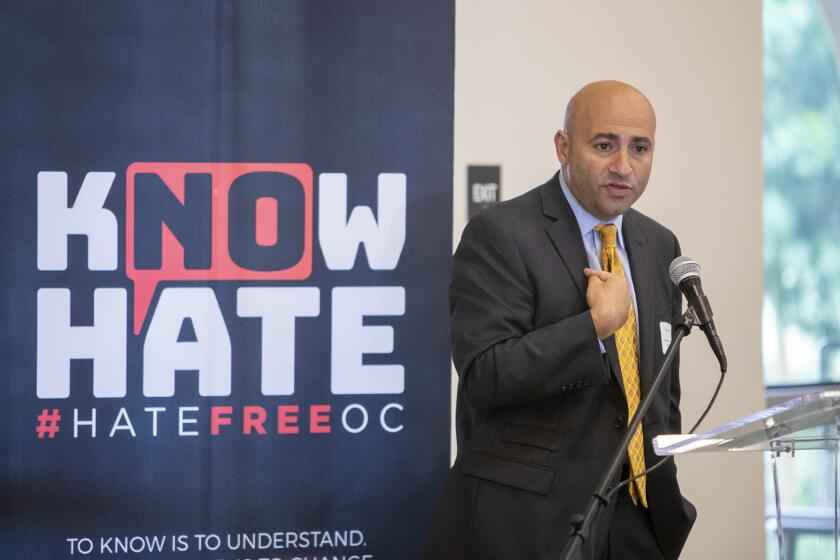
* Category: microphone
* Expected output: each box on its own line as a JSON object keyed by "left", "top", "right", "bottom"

{"left": 669, "top": 256, "right": 727, "bottom": 373}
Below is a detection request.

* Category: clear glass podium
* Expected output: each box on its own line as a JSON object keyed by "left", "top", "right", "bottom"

{"left": 653, "top": 391, "right": 840, "bottom": 560}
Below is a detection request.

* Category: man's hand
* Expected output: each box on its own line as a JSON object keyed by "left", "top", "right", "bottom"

{"left": 584, "top": 268, "right": 631, "bottom": 340}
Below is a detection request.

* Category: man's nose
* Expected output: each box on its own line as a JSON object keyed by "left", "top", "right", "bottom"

{"left": 609, "top": 149, "right": 632, "bottom": 177}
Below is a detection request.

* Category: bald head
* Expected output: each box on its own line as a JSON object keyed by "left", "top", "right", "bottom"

{"left": 564, "top": 80, "right": 656, "bottom": 138}
{"left": 554, "top": 81, "right": 657, "bottom": 220}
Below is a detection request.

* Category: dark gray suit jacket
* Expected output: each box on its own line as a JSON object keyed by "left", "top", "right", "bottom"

{"left": 422, "top": 174, "right": 696, "bottom": 560}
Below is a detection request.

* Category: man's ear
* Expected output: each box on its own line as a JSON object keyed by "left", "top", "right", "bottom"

{"left": 554, "top": 130, "right": 570, "bottom": 165}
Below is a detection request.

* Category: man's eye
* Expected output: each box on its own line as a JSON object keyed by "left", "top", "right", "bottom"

{"left": 595, "top": 143, "right": 611, "bottom": 151}
{"left": 633, "top": 144, "right": 649, "bottom": 153}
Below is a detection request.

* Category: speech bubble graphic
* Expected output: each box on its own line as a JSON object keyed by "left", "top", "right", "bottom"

{"left": 126, "top": 162, "right": 313, "bottom": 335}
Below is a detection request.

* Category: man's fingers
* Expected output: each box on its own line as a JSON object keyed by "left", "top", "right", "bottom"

{"left": 584, "top": 268, "right": 613, "bottom": 281}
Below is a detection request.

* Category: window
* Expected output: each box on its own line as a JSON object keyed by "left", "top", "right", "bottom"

{"left": 764, "top": 0, "right": 840, "bottom": 558}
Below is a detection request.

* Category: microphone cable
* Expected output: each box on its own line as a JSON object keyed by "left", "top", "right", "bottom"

{"left": 606, "top": 255, "right": 729, "bottom": 501}
{"left": 604, "top": 364, "right": 727, "bottom": 501}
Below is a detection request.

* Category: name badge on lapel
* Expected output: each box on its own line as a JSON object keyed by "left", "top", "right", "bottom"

{"left": 659, "top": 322, "right": 672, "bottom": 354}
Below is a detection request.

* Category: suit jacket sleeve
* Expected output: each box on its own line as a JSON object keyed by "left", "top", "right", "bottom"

{"left": 450, "top": 211, "right": 606, "bottom": 410}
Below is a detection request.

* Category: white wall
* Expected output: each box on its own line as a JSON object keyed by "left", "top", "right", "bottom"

{"left": 453, "top": 1, "right": 765, "bottom": 558}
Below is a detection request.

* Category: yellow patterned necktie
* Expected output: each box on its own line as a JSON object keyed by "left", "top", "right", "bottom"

{"left": 593, "top": 223, "right": 648, "bottom": 507}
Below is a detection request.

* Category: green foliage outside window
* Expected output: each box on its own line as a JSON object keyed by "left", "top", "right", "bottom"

{"left": 764, "top": 1, "right": 840, "bottom": 559}
{"left": 764, "top": 0, "right": 840, "bottom": 384}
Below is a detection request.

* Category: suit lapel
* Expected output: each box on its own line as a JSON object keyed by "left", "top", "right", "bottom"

{"left": 540, "top": 176, "right": 588, "bottom": 303}
{"left": 540, "top": 176, "right": 624, "bottom": 392}
{"left": 623, "top": 211, "right": 657, "bottom": 397}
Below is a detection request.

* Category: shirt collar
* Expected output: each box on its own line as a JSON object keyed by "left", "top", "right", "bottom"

{"left": 558, "top": 170, "right": 625, "bottom": 249}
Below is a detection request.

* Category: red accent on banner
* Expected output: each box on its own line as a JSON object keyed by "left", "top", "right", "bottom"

{"left": 211, "top": 406, "right": 233, "bottom": 435}
{"left": 126, "top": 162, "right": 314, "bottom": 334}
{"left": 243, "top": 406, "right": 268, "bottom": 435}
{"left": 277, "top": 405, "right": 300, "bottom": 434}
{"left": 255, "top": 196, "right": 279, "bottom": 247}
{"left": 310, "top": 404, "right": 331, "bottom": 434}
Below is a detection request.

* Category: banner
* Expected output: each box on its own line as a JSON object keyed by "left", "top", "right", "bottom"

{"left": 0, "top": 3, "right": 454, "bottom": 559}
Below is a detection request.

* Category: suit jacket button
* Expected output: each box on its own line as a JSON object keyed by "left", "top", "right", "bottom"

{"left": 613, "top": 418, "right": 625, "bottom": 430}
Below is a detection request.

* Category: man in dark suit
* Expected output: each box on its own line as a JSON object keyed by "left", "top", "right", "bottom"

{"left": 423, "top": 81, "right": 696, "bottom": 560}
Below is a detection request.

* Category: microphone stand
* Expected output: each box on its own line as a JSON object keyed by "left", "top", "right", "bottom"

{"left": 559, "top": 307, "right": 698, "bottom": 560}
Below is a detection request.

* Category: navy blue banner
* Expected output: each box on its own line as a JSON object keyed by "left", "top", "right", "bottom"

{"left": 1, "top": 3, "right": 454, "bottom": 559}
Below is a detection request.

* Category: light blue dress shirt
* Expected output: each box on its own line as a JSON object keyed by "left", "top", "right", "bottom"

{"left": 558, "top": 172, "right": 640, "bottom": 351}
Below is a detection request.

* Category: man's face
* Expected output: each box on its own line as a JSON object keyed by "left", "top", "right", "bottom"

{"left": 554, "top": 90, "right": 656, "bottom": 221}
